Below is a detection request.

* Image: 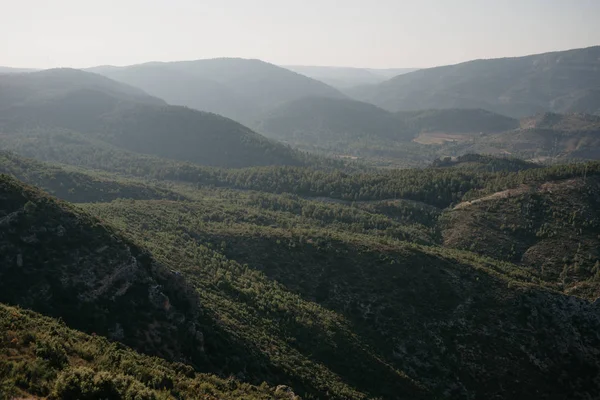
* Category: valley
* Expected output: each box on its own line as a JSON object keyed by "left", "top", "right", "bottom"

{"left": 1, "top": 39, "right": 600, "bottom": 399}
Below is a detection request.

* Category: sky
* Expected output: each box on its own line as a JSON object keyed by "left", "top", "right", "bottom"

{"left": 1, "top": 0, "right": 599, "bottom": 69}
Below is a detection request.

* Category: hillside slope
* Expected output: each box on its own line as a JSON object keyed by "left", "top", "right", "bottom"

{"left": 0, "top": 69, "right": 306, "bottom": 168}
{"left": 4, "top": 153, "right": 600, "bottom": 398}
{"left": 0, "top": 303, "right": 292, "bottom": 399}
{"left": 452, "top": 112, "right": 600, "bottom": 161}
{"left": 90, "top": 58, "right": 347, "bottom": 125}
{"left": 350, "top": 46, "right": 600, "bottom": 117}
{"left": 442, "top": 174, "right": 600, "bottom": 299}
{"left": 0, "top": 175, "right": 206, "bottom": 367}
{"left": 0, "top": 151, "right": 184, "bottom": 203}
{"left": 255, "top": 96, "right": 411, "bottom": 146}
{"left": 254, "top": 98, "right": 520, "bottom": 165}
{"left": 401, "top": 108, "right": 520, "bottom": 134}
{"left": 87, "top": 193, "right": 600, "bottom": 399}
{"left": 0, "top": 68, "right": 164, "bottom": 111}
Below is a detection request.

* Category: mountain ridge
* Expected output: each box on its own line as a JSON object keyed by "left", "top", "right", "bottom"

{"left": 0, "top": 68, "right": 310, "bottom": 168}
{"left": 89, "top": 58, "right": 347, "bottom": 125}
{"left": 349, "top": 45, "right": 600, "bottom": 117}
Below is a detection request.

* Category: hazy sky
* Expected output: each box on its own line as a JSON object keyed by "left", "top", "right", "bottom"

{"left": 1, "top": 0, "right": 599, "bottom": 69}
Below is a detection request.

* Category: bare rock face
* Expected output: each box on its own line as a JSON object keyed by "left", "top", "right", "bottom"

{"left": 0, "top": 175, "right": 206, "bottom": 366}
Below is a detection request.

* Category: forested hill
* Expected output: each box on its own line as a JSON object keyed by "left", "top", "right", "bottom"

{"left": 4, "top": 152, "right": 600, "bottom": 398}
{"left": 0, "top": 174, "right": 206, "bottom": 366}
{"left": 349, "top": 46, "right": 600, "bottom": 117}
{"left": 0, "top": 68, "right": 164, "bottom": 110}
{"left": 0, "top": 303, "right": 290, "bottom": 399}
{"left": 254, "top": 96, "right": 412, "bottom": 145}
{"left": 453, "top": 112, "right": 600, "bottom": 161}
{"left": 0, "top": 68, "right": 310, "bottom": 168}
{"left": 399, "top": 108, "right": 520, "bottom": 134}
{"left": 89, "top": 58, "right": 347, "bottom": 125}
{"left": 253, "top": 96, "right": 521, "bottom": 165}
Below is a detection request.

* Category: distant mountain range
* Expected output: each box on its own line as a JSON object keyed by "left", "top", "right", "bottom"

{"left": 0, "top": 68, "right": 308, "bottom": 168}
{"left": 283, "top": 65, "right": 419, "bottom": 89}
{"left": 347, "top": 46, "right": 600, "bottom": 118}
{"left": 2, "top": 46, "right": 600, "bottom": 167}
{"left": 88, "top": 58, "right": 347, "bottom": 125}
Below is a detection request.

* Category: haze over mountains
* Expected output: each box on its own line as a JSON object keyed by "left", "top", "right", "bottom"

{"left": 348, "top": 46, "right": 600, "bottom": 117}
{"left": 4, "top": 42, "right": 600, "bottom": 399}
{"left": 89, "top": 58, "right": 347, "bottom": 126}
{"left": 0, "top": 68, "right": 308, "bottom": 168}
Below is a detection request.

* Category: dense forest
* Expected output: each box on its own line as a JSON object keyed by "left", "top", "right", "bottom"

{"left": 3, "top": 41, "right": 600, "bottom": 399}
{"left": 3, "top": 148, "right": 600, "bottom": 398}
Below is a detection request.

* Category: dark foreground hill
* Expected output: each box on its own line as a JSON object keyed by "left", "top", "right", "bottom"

{"left": 0, "top": 69, "right": 307, "bottom": 168}
{"left": 90, "top": 58, "right": 347, "bottom": 125}
{"left": 87, "top": 189, "right": 600, "bottom": 399}
{"left": 0, "top": 174, "right": 207, "bottom": 367}
{"left": 350, "top": 46, "right": 600, "bottom": 117}
{"left": 4, "top": 152, "right": 600, "bottom": 398}
{"left": 0, "top": 303, "right": 293, "bottom": 399}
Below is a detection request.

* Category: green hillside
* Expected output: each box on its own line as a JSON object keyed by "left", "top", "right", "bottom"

{"left": 350, "top": 46, "right": 600, "bottom": 117}
{"left": 89, "top": 58, "right": 347, "bottom": 125}
{"left": 2, "top": 154, "right": 600, "bottom": 397}
{"left": 442, "top": 174, "right": 600, "bottom": 299}
{"left": 0, "top": 151, "right": 183, "bottom": 203}
{"left": 84, "top": 176, "right": 600, "bottom": 399}
{"left": 0, "top": 303, "right": 291, "bottom": 400}
{"left": 0, "top": 175, "right": 207, "bottom": 368}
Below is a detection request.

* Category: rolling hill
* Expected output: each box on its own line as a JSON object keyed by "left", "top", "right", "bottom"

{"left": 0, "top": 303, "right": 293, "bottom": 400}
{"left": 451, "top": 112, "right": 600, "bottom": 161}
{"left": 349, "top": 46, "right": 600, "bottom": 117}
{"left": 84, "top": 163, "right": 600, "bottom": 399}
{"left": 3, "top": 154, "right": 600, "bottom": 397}
{"left": 0, "top": 174, "right": 206, "bottom": 367}
{"left": 89, "top": 58, "right": 347, "bottom": 125}
{"left": 401, "top": 108, "right": 520, "bottom": 135}
{"left": 0, "top": 68, "right": 308, "bottom": 168}
{"left": 442, "top": 172, "right": 600, "bottom": 300}
{"left": 0, "top": 150, "right": 184, "bottom": 203}
{"left": 254, "top": 97, "right": 522, "bottom": 165}
{"left": 254, "top": 96, "right": 411, "bottom": 147}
